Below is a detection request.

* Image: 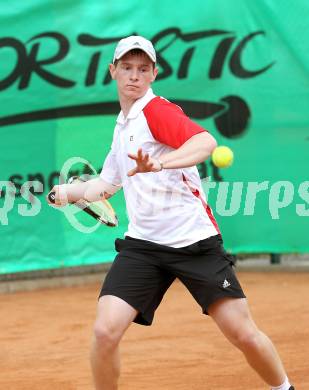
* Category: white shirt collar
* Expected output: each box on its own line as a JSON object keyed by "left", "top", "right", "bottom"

{"left": 116, "top": 88, "right": 156, "bottom": 125}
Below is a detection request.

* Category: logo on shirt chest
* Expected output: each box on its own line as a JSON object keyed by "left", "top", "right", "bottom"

{"left": 129, "top": 135, "right": 134, "bottom": 141}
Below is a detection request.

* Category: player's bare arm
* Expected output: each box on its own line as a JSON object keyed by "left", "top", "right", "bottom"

{"left": 127, "top": 131, "right": 217, "bottom": 176}
{"left": 46, "top": 177, "right": 118, "bottom": 206}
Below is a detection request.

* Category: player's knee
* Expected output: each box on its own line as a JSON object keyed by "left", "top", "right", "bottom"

{"left": 232, "top": 329, "right": 261, "bottom": 352}
{"left": 93, "top": 321, "right": 122, "bottom": 351}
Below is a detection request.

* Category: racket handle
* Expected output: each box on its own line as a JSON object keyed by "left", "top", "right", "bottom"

{"left": 48, "top": 191, "right": 56, "bottom": 204}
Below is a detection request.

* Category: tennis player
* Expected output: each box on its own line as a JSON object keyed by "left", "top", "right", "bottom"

{"left": 48, "top": 35, "right": 294, "bottom": 390}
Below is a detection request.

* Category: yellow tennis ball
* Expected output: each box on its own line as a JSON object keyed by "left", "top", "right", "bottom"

{"left": 212, "top": 146, "right": 234, "bottom": 168}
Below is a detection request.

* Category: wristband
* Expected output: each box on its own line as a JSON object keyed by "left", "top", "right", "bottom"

{"left": 157, "top": 159, "right": 164, "bottom": 171}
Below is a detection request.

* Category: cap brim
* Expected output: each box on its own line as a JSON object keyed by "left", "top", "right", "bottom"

{"left": 114, "top": 46, "right": 156, "bottom": 63}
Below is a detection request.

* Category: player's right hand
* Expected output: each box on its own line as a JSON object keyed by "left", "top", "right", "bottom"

{"left": 46, "top": 185, "right": 69, "bottom": 207}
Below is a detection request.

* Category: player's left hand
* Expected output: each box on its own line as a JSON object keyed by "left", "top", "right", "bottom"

{"left": 127, "top": 148, "right": 162, "bottom": 176}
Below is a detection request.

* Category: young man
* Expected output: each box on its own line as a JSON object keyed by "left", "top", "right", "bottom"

{"left": 48, "top": 36, "right": 294, "bottom": 390}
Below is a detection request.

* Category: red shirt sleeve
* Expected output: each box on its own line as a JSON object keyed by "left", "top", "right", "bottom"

{"left": 143, "top": 96, "right": 207, "bottom": 149}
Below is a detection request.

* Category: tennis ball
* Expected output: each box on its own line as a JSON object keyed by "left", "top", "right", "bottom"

{"left": 212, "top": 146, "right": 234, "bottom": 168}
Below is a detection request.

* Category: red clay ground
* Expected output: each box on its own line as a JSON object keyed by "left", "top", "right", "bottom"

{"left": 0, "top": 272, "right": 308, "bottom": 389}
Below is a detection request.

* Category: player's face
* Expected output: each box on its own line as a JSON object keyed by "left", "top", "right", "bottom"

{"left": 109, "top": 52, "right": 158, "bottom": 101}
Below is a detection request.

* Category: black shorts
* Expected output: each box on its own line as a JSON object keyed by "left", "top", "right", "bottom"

{"left": 99, "top": 234, "right": 246, "bottom": 326}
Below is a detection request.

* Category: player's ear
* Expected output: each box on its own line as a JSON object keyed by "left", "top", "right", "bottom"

{"left": 109, "top": 63, "right": 116, "bottom": 80}
{"left": 150, "top": 67, "right": 158, "bottom": 83}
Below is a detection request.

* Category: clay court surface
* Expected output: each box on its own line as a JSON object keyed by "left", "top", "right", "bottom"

{"left": 0, "top": 272, "right": 308, "bottom": 390}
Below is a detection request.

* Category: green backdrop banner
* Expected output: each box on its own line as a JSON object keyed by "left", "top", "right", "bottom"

{"left": 1, "top": 1, "right": 309, "bottom": 273}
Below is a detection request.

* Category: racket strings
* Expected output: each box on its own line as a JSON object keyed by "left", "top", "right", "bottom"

{"left": 69, "top": 176, "right": 118, "bottom": 227}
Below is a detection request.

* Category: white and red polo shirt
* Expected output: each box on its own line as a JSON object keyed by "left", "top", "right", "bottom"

{"left": 100, "top": 88, "right": 220, "bottom": 247}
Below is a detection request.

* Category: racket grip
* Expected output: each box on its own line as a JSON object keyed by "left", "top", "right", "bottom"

{"left": 48, "top": 191, "right": 56, "bottom": 204}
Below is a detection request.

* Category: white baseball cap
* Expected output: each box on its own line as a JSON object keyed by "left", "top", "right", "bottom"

{"left": 113, "top": 35, "right": 156, "bottom": 64}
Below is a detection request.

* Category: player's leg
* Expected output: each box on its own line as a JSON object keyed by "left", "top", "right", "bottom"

{"left": 90, "top": 295, "right": 138, "bottom": 390}
{"left": 208, "top": 297, "right": 291, "bottom": 388}
{"left": 91, "top": 237, "right": 175, "bottom": 389}
{"left": 168, "top": 235, "right": 293, "bottom": 389}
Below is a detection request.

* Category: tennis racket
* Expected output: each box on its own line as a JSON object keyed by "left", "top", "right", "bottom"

{"left": 48, "top": 176, "right": 118, "bottom": 227}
